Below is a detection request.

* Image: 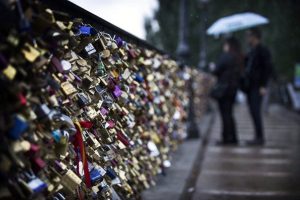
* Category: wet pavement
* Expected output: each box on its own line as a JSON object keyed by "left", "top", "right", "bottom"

{"left": 142, "top": 104, "right": 300, "bottom": 200}
{"left": 142, "top": 112, "right": 214, "bottom": 200}
{"left": 192, "top": 104, "right": 300, "bottom": 200}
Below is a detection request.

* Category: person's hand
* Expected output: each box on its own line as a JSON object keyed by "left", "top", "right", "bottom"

{"left": 259, "top": 87, "right": 267, "bottom": 96}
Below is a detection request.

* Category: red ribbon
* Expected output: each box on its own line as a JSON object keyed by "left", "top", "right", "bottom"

{"left": 73, "top": 121, "right": 92, "bottom": 188}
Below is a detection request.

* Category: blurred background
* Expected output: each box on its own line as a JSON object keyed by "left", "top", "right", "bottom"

{"left": 71, "top": 0, "right": 300, "bottom": 82}
{"left": 146, "top": 0, "right": 300, "bottom": 82}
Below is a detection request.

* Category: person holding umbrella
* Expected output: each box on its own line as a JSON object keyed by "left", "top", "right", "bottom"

{"left": 210, "top": 37, "right": 243, "bottom": 145}
{"left": 207, "top": 12, "right": 272, "bottom": 145}
{"left": 243, "top": 28, "right": 273, "bottom": 145}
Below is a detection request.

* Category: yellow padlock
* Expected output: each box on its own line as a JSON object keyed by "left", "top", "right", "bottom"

{"left": 3, "top": 65, "right": 17, "bottom": 80}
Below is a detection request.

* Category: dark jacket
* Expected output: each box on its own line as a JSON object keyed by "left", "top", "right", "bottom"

{"left": 245, "top": 44, "right": 273, "bottom": 88}
{"left": 213, "top": 52, "right": 240, "bottom": 93}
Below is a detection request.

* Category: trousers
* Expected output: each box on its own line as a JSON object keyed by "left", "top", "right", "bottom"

{"left": 247, "top": 88, "right": 264, "bottom": 140}
{"left": 217, "top": 90, "right": 237, "bottom": 142}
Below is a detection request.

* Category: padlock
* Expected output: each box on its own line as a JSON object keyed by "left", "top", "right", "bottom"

{"left": 22, "top": 43, "right": 40, "bottom": 62}
{"left": 18, "top": 171, "right": 48, "bottom": 195}
{"left": 52, "top": 57, "right": 72, "bottom": 73}
{"left": 89, "top": 167, "right": 103, "bottom": 185}
{"left": 61, "top": 81, "right": 77, "bottom": 96}
{"left": 27, "top": 177, "right": 48, "bottom": 194}
{"left": 116, "top": 131, "right": 130, "bottom": 147}
{"left": 98, "top": 182, "right": 112, "bottom": 198}
{"left": 77, "top": 92, "right": 91, "bottom": 107}
{"left": 110, "top": 69, "right": 119, "bottom": 79}
{"left": 86, "top": 107, "right": 98, "bottom": 119}
{"left": 85, "top": 43, "right": 97, "bottom": 55}
{"left": 96, "top": 60, "right": 107, "bottom": 77}
{"left": 78, "top": 25, "right": 97, "bottom": 35}
{"left": 113, "top": 85, "right": 122, "bottom": 98}
{"left": 85, "top": 131, "right": 100, "bottom": 149}
{"left": 106, "top": 167, "right": 117, "bottom": 180}
{"left": 2, "top": 65, "right": 17, "bottom": 80}
{"left": 12, "top": 140, "right": 31, "bottom": 153}
{"left": 8, "top": 115, "right": 29, "bottom": 140}
{"left": 100, "top": 107, "right": 109, "bottom": 117}
{"left": 121, "top": 68, "right": 131, "bottom": 80}
{"left": 61, "top": 169, "right": 82, "bottom": 193}
{"left": 115, "top": 37, "right": 123, "bottom": 47}
{"left": 101, "top": 92, "right": 114, "bottom": 108}
{"left": 60, "top": 60, "right": 72, "bottom": 72}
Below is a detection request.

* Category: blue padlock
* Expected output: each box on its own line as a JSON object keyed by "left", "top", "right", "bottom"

{"left": 90, "top": 168, "right": 103, "bottom": 185}
{"left": 79, "top": 26, "right": 97, "bottom": 35}
{"left": 27, "top": 177, "right": 47, "bottom": 193}
{"left": 116, "top": 36, "right": 123, "bottom": 47}
{"left": 134, "top": 74, "right": 144, "bottom": 83}
{"left": 8, "top": 115, "right": 29, "bottom": 140}
{"left": 106, "top": 167, "right": 117, "bottom": 180}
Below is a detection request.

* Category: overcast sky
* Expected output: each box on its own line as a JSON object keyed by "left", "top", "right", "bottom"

{"left": 69, "top": 0, "right": 158, "bottom": 39}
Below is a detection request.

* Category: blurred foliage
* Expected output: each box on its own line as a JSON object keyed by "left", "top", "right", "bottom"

{"left": 145, "top": 0, "right": 300, "bottom": 81}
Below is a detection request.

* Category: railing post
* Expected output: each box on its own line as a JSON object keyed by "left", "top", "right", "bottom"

{"left": 198, "top": 0, "right": 209, "bottom": 70}
{"left": 176, "top": 0, "right": 189, "bottom": 61}
{"left": 177, "top": 0, "right": 200, "bottom": 139}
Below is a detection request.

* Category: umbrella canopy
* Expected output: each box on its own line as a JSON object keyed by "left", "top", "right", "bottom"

{"left": 207, "top": 12, "right": 269, "bottom": 36}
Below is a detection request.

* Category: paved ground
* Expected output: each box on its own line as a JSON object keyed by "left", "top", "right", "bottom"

{"left": 192, "top": 104, "right": 300, "bottom": 200}
{"left": 141, "top": 112, "right": 214, "bottom": 200}
{"left": 141, "top": 104, "right": 300, "bottom": 200}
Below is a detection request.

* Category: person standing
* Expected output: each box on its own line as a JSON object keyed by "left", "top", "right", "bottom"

{"left": 244, "top": 28, "right": 273, "bottom": 145}
{"left": 211, "top": 37, "right": 243, "bottom": 145}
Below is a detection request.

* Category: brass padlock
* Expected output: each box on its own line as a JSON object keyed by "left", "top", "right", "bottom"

{"left": 61, "top": 81, "right": 77, "bottom": 96}
{"left": 2, "top": 65, "right": 17, "bottom": 80}
{"left": 22, "top": 43, "right": 41, "bottom": 62}
{"left": 61, "top": 169, "right": 82, "bottom": 193}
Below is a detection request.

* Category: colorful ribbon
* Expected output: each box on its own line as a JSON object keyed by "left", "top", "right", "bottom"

{"left": 73, "top": 121, "right": 93, "bottom": 188}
